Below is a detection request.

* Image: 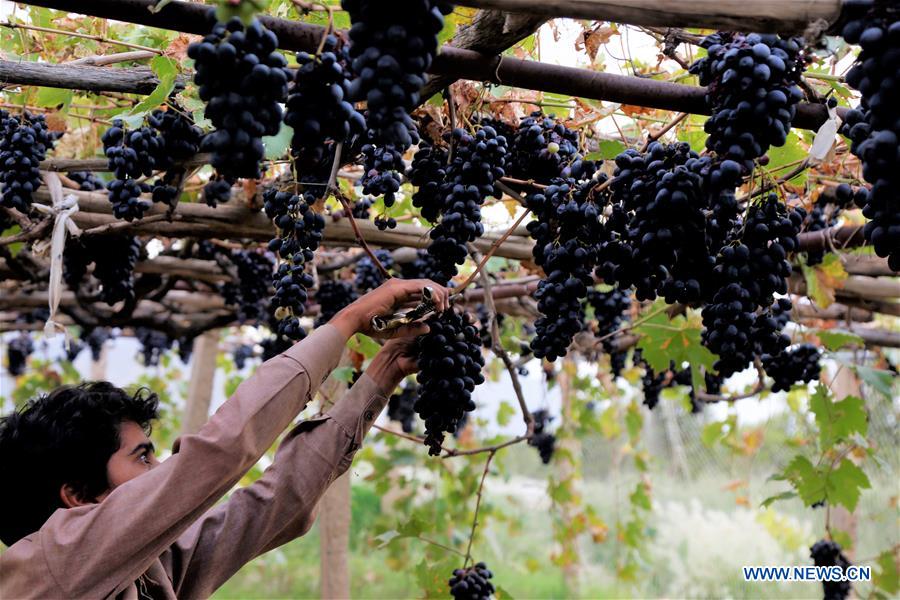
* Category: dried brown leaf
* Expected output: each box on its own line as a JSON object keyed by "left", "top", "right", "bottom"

{"left": 165, "top": 34, "right": 199, "bottom": 61}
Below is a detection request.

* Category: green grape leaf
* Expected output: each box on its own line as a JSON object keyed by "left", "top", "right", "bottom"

{"left": 676, "top": 114, "right": 709, "bottom": 153}
{"left": 415, "top": 557, "right": 459, "bottom": 599}
{"left": 35, "top": 87, "right": 72, "bottom": 109}
{"left": 815, "top": 329, "right": 864, "bottom": 351}
{"left": 587, "top": 139, "right": 627, "bottom": 160}
{"left": 625, "top": 401, "right": 643, "bottom": 441}
{"left": 809, "top": 384, "right": 867, "bottom": 447}
{"left": 224, "top": 374, "right": 245, "bottom": 398}
{"left": 28, "top": 6, "right": 53, "bottom": 28}
{"left": 629, "top": 481, "right": 651, "bottom": 511}
{"left": 701, "top": 416, "right": 736, "bottom": 448}
{"left": 634, "top": 303, "right": 717, "bottom": 392}
{"left": 494, "top": 585, "right": 516, "bottom": 599}
{"left": 874, "top": 550, "right": 900, "bottom": 595}
{"left": 826, "top": 458, "right": 870, "bottom": 512}
{"left": 374, "top": 529, "right": 401, "bottom": 548}
{"left": 496, "top": 401, "right": 515, "bottom": 426}
{"left": 122, "top": 55, "right": 178, "bottom": 123}
{"left": 780, "top": 455, "right": 826, "bottom": 507}
{"left": 2, "top": 226, "right": 23, "bottom": 257}
{"left": 766, "top": 131, "right": 808, "bottom": 185}
{"left": 331, "top": 366, "right": 357, "bottom": 383}
{"left": 348, "top": 334, "right": 380, "bottom": 359}
{"left": 852, "top": 364, "right": 896, "bottom": 399}
{"left": 760, "top": 490, "right": 798, "bottom": 508}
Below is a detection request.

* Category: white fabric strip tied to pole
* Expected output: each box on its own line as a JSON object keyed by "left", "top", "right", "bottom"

{"left": 33, "top": 172, "right": 81, "bottom": 342}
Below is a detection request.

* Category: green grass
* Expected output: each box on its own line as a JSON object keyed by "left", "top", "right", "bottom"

{"left": 212, "top": 465, "right": 898, "bottom": 599}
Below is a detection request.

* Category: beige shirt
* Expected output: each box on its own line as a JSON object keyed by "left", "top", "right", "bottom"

{"left": 0, "top": 324, "right": 388, "bottom": 599}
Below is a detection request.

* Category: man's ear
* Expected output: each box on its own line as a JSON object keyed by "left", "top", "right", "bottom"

{"left": 59, "top": 484, "right": 93, "bottom": 508}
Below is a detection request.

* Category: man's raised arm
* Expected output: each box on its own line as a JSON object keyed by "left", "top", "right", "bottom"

{"left": 13, "top": 322, "right": 347, "bottom": 599}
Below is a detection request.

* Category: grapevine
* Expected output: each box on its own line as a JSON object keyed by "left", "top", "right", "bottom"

{"left": 426, "top": 126, "right": 508, "bottom": 284}
{"left": 314, "top": 279, "right": 359, "bottom": 327}
{"left": 449, "top": 562, "right": 495, "bottom": 600}
{"left": 526, "top": 173, "right": 604, "bottom": 361}
{"left": 0, "top": 110, "right": 57, "bottom": 212}
{"left": 839, "top": 2, "right": 900, "bottom": 271}
{"left": 387, "top": 381, "right": 418, "bottom": 434}
{"left": 188, "top": 10, "right": 291, "bottom": 180}
{"left": 354, "top": 249, "right": 394, "bottom": 292}
{"left": 528, "top": 409, "right": 556, "bottom": 464}
{"left": 5, "top": 333, "right": 34, "bottom": 376}
{"left": 63, "top": 234, "right": 142, "bottom": 306}
{"left": 264, "top": 189, "right": 325, "bottom": 340}
{"left": 810, "top": 539, "right": 852, "bottom": 600}
{"left": 414, "top": 310, "right": 485, "bottom": 455}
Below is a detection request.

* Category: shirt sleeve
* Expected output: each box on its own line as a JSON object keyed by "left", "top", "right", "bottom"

{"left": 161, "top": 373, "right": 389, "bottom": 599}
{"left": 35, "top": 324, "right": 348, "bottom": 599}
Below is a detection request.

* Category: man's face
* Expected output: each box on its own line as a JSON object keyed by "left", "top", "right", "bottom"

{"left": 96, "top": 420, "right": 159, "bottom": 501}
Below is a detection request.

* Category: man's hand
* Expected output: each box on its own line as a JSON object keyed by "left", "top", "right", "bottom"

{"left": 330, "top": 278, "right": 450, "bottom": 339}
{"left": 365, "top": 336, "right": 422, "bottom": 396}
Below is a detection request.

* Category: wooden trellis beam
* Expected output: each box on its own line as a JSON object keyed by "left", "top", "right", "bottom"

{"left": 13, "top": 0, "right": 840, "bottom": 132}
{"left": 0, "top": 60, "right": 184, "bottom": 95}
{"left": 26, "top": 187, "right": 872, "bottom": 260}
{"left": 453, "top": 0, "right": 844, "bottom": 35}
{"left": 29, "top": 188, "right": 537, "bottom": 260}
{"left": 419, "top": 10, "right": 548, "bottom": 100}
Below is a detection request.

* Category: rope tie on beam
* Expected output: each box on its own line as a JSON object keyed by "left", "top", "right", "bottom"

{"left": 34, "top": 172, "right": 81, "bottom": 342}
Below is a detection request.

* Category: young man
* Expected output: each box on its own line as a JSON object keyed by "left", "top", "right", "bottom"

{"left": 0, "top": 278, "right": 449, "bottom": 599}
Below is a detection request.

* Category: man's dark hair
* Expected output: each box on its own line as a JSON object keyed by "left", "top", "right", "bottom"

{"left": 0, "top": 382, "right": 159, "bottom": 547}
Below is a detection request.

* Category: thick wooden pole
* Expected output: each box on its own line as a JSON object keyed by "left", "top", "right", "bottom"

{"left": 13, "top": 0, "right": 839, "bottom": 131}
{"left": 659, "top": 392, "right": 690, "bottom": 479}
{"left": 420, "top": 10, "right": 547, "bottom": 100}
{"left": 0, "top": 60, "right": 184, "bottom": 94}
{"left": 454, "top": 0, "right": 843, "bottom": 35}
{"left": 317, "top": 352, "right": 352, "bottom": 600}
{"left": 181, "top": 330, "right": 218, "bottom": 435}
{"left": 824, "top": 365, "right": 860, "bottom": 558}
{"left": 89, "top": 344, "right": 108, "bottom": 381}
{"left": 556, "top": 360, "right": 582, "bottom": 595}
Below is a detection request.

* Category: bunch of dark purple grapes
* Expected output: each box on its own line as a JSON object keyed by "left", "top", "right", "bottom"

{"left": 838, "top": 1, "right": 900, "bottom": 271}
{"left": 0, "top": 110, "right": 57, "bottom": 212}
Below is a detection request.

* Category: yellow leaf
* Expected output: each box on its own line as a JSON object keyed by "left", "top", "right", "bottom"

{"left": 802, "top": 254, "right": 848, "bottom": 308}
{"left": 722, "top": 478, "right": 747, "bottom": 492}
{"left": 503, "top": 199, "right": 519, "bottom": 218}
{"left": 741, "top": 428, "right": 765, "bottom": 456}
{"left": 591, "top": 522, "right": 609, "bottom": 543}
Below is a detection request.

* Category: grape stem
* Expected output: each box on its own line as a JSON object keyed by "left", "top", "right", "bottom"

{"left": 741, "top": 158, "right": 810, "bottom": 202}
{"left": 640, "top": 111, "right": 688, "bottom": 151}
{"left": 445, "top": 87, "right": 457, "bottom": 165}
{"left": 452, "top": 183, "right": 532, "bottom": 295}
{"left": 415, "top": 536, "right": 466, "bottom": 557}
{"left": 463, "top": 449, "right": 496, "bottom": 569}
{"left": 0, "top": 214, "right": 52, "bottom": 246}
{"left": 474, "top": 249, "right": 534, "bottom": 434}
{"left": 592, "top": 303, "right": 670, "bottom": 346}
{"left": 695, "top": 363, "right": 767, "bottom": 403}
{"left": 373, "top": 424, "right": 531, "bottom": 459}
{"left": 0, "top": 20, "right": 164, "bottom": 54}
{"left": 81, "top": 213, "right": 177, "bottom": 237}
{"left": 328, "top": 143, "right": 391, "bottom": 279}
